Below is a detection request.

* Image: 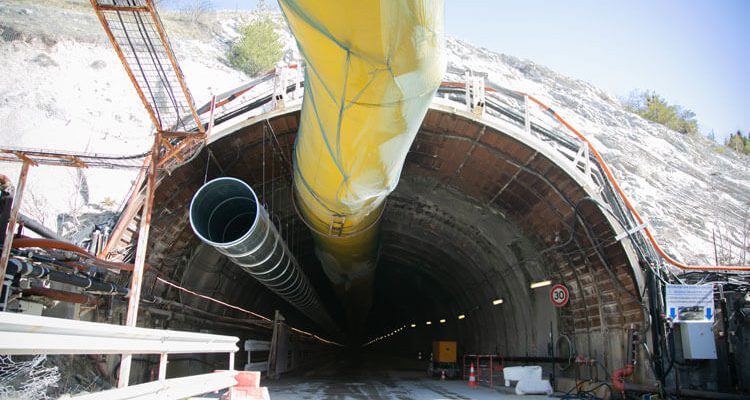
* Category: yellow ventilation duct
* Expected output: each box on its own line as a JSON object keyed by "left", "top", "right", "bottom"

{"left": 278, "top": 0, "right": 445, "bottom": 334}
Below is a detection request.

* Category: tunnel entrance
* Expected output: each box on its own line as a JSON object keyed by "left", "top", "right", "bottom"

{"left": 144, "top": 105, "right": 645, "bottom": 388}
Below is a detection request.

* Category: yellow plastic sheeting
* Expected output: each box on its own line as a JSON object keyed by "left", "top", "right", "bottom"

{"left": 279, "top": 0, "right": 445, "bottom": 333}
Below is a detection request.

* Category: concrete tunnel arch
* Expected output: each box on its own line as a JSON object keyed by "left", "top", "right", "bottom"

{"left": 143, "top": 99, "right": 647, "bottom": 380}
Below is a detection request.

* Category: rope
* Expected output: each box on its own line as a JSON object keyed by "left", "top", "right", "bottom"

{"left": 155, "top": 275, "right": 343, "bottom": 346}
{"left": 155, "top": 276, "right": 271, "bottom": 322}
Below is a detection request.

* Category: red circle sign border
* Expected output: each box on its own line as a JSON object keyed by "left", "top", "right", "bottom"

{"left": 550, "top": 284, "right": 569, "bottom": 307}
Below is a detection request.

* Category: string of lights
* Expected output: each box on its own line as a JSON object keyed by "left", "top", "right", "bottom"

{"left": 360, "top": 286, "right": 558, "bottom": 347}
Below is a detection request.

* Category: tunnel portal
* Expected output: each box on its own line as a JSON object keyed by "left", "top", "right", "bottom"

{"left": 142, "top": 99, "right": 645, "bottom": 384}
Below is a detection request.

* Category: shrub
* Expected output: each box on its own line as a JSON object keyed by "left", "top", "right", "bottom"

{"left": 228, "top": 15, "right": 283, "bottom": 76}
{"left": 725, "top": 130, "right": 750, "bottom": 155}
{"left": 623, "top": 90, "right": 699, "bottom": 136}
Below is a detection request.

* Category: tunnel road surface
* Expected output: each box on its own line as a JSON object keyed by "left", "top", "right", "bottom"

{"left": 264, "top": 353, "right": 551, "bottom": 400}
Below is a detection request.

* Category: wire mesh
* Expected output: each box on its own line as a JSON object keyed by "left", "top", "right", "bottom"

{"left": 95, "top": 0, "right": 200, "bottom": 133}
{"left": 0, "top": 355, "right": 60, "bottom": 400}
{"left": 0, "top": 147, "right": 148, "bottom": 170}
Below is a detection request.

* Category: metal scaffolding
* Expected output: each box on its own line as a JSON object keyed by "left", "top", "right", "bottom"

{"left": 91, "top": 0, "right": 203, "bottom": 134}
{"left": 88, "top": 0, "right": 212, "bottom": 387}
{"left": 0, "top": 147, "right": 147, "bottom": 170}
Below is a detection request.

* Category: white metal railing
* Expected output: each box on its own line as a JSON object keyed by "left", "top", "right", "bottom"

{"left": 244, "top": 339, "right": 271, "bottom": 372}
{"left": 62, "top": 371, "right": 238, "bottom": 400}
{"left": 0, "top": 312, "right": 240, "bottom": 399}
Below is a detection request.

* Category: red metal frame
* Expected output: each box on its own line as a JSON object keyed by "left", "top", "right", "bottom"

{"left": 462, "top": 354, "right": 505, "bottom": 388}
{"left": 0, "top": 161, "right": 31, "bottom": 283}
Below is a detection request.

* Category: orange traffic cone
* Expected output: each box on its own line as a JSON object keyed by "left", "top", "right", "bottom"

{"left": 468, "top": 362, "right": 477, "bottom": 388}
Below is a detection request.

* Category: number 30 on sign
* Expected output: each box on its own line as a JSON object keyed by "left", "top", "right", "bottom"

{"left": 550, "top": 284, "right": 569, "bottom": 307}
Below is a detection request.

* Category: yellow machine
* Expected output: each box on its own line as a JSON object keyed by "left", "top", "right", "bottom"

{"left": 430, "top": 340, "right": 458, "bottom": 378}
{"left": 278, "top": 0, "right": 446, "bottom": 334}
{"left": 432, "top": 340, "right": 457, "bottom": 363}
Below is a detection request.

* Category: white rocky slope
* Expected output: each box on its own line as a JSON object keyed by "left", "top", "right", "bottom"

{"left": 1, "top": 0, "right": 747, "bottom": 264}
{"left": 444, "top": 38, "right": 749, "bottom": 265}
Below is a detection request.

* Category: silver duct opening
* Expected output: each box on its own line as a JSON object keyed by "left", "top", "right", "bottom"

{"left": 189, "top": 177, "right": 335, "bottom": 329}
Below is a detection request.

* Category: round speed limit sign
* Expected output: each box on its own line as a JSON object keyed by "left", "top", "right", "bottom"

{"left": 550, "top": 284, "right": 569, "bottom": 307}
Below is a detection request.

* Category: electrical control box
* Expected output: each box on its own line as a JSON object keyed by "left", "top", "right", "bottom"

{"left": 679, "top": 321, "right": 717, "bottom": 360}
{"left": 432, "top": 341, "right": 457, "bottom": 363}
{"left": 13, "top": 300, "right": 45, "bottom": 316}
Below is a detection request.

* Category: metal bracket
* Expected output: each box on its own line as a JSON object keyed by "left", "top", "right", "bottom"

{"left": 615, "top": 222, "right": 649, "bottom": 241}
{"left": 328, "top": 215, "right": 347, "bottom": 237}
{"left": 464, "top": 71, "right": 485, "bottom": 116}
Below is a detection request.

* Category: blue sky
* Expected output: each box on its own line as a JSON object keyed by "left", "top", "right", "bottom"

{"left": 444, "top": 1, "right": 749, "bottom": 141}
{"left": 188, "top": 0, "right": 749, "bottom": 141}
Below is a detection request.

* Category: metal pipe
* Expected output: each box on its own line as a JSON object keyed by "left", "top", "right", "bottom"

{"left": 17, "top": 213, "right": 69, "bottom": 242}
{"left": 7, "top": 258, "right": 128, "bottom": 296}
{"left": 0, "top": 174, "right": 12, "bottom": 244}
{"left": 613, "top": 324, "right": 639, "bottom": 393}
{"left": 12, "top": 237, "right": 135, "bottom": 272}
{"left": 464, "top": 355, "right": 570, "bottom": 363}
{"left": 189, "top": 177, "right": 334, "bottom": 329}
{"left": 152, "top": 296, "right": 272, "bottom": 329}
{"left": 22, "top": 286, "right": 102, "bottom": 306}
{"left": 623, "top": 382, "right": 748, "bottom": 400}
{"left": 0, "top": 161, "right": 30, "bottom": 286}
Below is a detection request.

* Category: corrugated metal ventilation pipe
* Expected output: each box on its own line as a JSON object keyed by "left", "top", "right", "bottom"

{"left": 189, "top": 177, "right": 335, "bottom": 328}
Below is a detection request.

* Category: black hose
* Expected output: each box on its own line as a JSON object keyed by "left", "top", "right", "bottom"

{"left": 646, "top": 264, "right": 666, "bottom": 386}
{"left": 7, "top": 258, "right": 127, "bottom": 296}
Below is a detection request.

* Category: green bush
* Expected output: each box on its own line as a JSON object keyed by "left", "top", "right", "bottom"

{"left": 228, "top": 16, "right": 283, "bottom": 76}
{"left": 725, "top": 130, "right": 750, "bottom": 155}
{"left": 623, "top": 90, "right": 699, "bottom": 136}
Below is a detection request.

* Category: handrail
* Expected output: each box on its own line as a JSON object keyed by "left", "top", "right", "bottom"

{"left": 67, "top": 370, "right": 238, "bottom": 400}
{"left": 0, "top": 312, "right": 240, "bottom": 398}
{"left": 521, "top": 94, "right": 750, "bottom": 271}
{"left": 434, "top": 79, "right": 749, "bottom": 271}
{"left": 0, "top": 312, "right": 238, "bottom": 355}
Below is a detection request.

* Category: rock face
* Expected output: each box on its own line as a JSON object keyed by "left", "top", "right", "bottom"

{"left": 1, "top": 1, "right": 748, "bottom": 264}
{"left": 443, "top": 38, "right": 749, "bottom": 265}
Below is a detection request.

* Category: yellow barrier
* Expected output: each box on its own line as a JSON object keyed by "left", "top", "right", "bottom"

{"left": 278, "top": 0, "right": 445, "bottom": 334}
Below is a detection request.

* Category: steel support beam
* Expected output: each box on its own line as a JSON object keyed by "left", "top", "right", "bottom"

{"left": 119, "top": 133, "right": 160, "bottom": 388}
{"left": 0, "top": 161, "right": 31, "bottom": 282}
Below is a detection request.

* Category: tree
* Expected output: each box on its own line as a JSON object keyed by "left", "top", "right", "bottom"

{"left": 228, "top": 7, "right": 283, "bottom": 77}
{"left": 181, "top": 0, "right": 213, "bottom": 25}
{"left": 623, "top": 90, "right": 699, "bottom": 135}
{"left": 726, "top": 130, "right": 750, "bottom": 155}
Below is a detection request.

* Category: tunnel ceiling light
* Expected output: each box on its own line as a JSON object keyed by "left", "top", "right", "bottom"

{"left": 492, "top": 298, "right": 504, "bottom": 305}
{"left": 426, "top": 321, "right": 432, "bottom": 325}
{"left": 410, "top": 323, "right": 417, "bottom": 328}
{"left": 458, "top": 314, "right": 466, "bottom": 320}
{"left": 530, "top": 280, "right": 552, "bottom": 289}
{"left": 439, "top": 319, "right": 446, "bottom": 324}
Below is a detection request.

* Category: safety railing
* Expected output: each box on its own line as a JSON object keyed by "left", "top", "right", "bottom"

{"left": 462, "top": 354, "right": 504, "bottom": 388}
{"left": 244, "top": 339, "right": 271, "bottom": 372}
{"left": 0, "top": 312, "right": 240, "bottom": 399}
{"left": 191, "top": 65, "right": 660, "bottom": 266}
